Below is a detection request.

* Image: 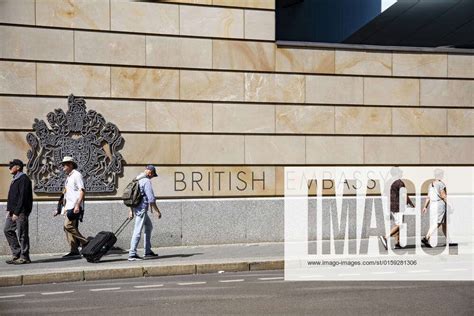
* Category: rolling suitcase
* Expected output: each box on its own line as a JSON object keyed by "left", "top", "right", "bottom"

{"left": 82, "top": 218, "right": 132, "bottom": 263}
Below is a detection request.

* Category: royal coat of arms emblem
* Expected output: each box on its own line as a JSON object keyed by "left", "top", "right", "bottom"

{"left": 26, "top": 94, "right": 124, "bottom": 193}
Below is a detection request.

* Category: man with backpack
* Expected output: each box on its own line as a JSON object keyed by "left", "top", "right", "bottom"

{"left": 127, "top": 165, "right": 161, "bottom": 261}
{"left": 4, "top": 159, "right": 33, "bottom": 264}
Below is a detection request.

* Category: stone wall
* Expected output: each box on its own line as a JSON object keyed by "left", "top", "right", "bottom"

{"left": 0, "top": 0, "right": 472, "bottom": 253}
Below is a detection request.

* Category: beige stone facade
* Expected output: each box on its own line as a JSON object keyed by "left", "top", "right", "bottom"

{"left": 0, "top": 0, "right": 472, "bottom": 201}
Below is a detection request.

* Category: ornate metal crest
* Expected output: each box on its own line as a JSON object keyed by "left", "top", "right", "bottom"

{"left": 26, "top": 94, "right": 124, "bottom": 193}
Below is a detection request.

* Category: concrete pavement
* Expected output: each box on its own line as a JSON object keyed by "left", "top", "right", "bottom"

{"left": 0, "top": 242, "right": 284, "bottom": 287}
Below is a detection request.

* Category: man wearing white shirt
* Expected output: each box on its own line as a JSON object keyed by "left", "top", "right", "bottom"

{"left": 55, "top": 156, "right": 88, "bottom": 257}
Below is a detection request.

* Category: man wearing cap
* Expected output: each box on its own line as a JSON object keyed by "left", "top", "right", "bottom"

{"left": 55, "top": 156, "right": 88, "bottom": 257}
{"left": 4, "top": 159, "right": 33, "bottom": 264}
{"left": 128, "top": 165, "right": 162, "bottom": 261}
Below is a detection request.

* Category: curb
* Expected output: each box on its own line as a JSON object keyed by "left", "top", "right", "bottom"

{"left": 0, "top": 260, "right": 284, "bottom": 287}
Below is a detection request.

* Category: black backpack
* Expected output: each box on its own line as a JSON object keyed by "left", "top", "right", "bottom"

{"left": 122, "top": 179, "right": 141, "bottom": 207}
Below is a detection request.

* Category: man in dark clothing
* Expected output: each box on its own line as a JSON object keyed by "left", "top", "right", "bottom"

{"left": 4, "top": 159, "right": 33, "bottom": 264}
{"left": 379, "top": 167, "right": 414, "bottom": 250}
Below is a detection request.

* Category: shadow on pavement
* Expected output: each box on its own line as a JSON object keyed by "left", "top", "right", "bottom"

{"left": 31, "top": 256, "right": 83, "bottom": 264}
{"left": 95, "top": 252, "right": 204, "bottom": 264}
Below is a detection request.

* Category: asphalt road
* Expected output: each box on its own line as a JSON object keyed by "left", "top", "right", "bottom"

{"left": 0, "top": 270, "right": 472, "bottom": 315}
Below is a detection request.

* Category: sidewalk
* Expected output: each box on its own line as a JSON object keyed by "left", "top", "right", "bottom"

{"left": 0, "top": 242, "right": 284, "bottom": 287}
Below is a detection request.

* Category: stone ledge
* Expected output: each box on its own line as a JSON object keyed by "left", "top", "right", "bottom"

{"left": 22, "top": 271, "right": 83, "bottom": 285}
{"left": 0, "top": 260, "right": 284, "bottom": 287}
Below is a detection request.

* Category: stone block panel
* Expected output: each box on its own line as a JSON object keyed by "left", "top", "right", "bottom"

{"left": 36, "top": 0, "right": 110, "bottom": 30}
{"left": 0, "top": 0, "right": 35, "bottom": 25}
{"left": 335, "top": 50, "right": 392, "bottom": 76}
{"left": 364, "top": 137, "right": 420, "bottom": 164}
{"left": 211, "top": 166, "right": 275, "bottom": 196}
{"left": 111, "top": 0, "right": 179, "bottom": 34}
{"left": 213, "top": 103, "right": 275, "bottom": 133}
{"left": 181, "top": 135, "right": 245, "bottom": 164}
{"left": 0, "top": 26, "right": 73, "bottom": 62}
{"left": 246, "top": 198, "right": 283, "bottom": 242}
{"left": 91, "top": 99, "right": 147, "bottom": 132}
{"left": 147, "top": 102, "right": 213, "bottom": 132}
{"left": 244, "top": 10, "right": 274, "bottom": 40}
{"left": 0, "top": 97, "right": 60, "bottom": 130}
{"left": 213, "top": 0, "right": 275, "bottom": 9}
{"left": 447, "top": 109, "right": 474, "bottom": 136}
{"left": 420, "top": 79, "right": 473, "bottom": 107}
{"left": 245, "top": 73, "right": 305, "bottom": 103}
{"left": 37, "top": 63, "right": 110, "bottom": 97}
{"left": 0, "top": 61, "right": 36, "bottom": 95}
{"left": 420, "top": 138, "right": 474, "bottom": 164}
{"left": 155, "top": 166, "right": 214, "bottom": 197}
{"left": 392, "top": 53, "right": 447, "bottom": 77}
{"left": 448, "top": 55, "right": 474, "bottom": 78}
{"left": 275, "top": 105, "right": 335, "bottom": 134}
{"left": 121, "top": 134, "right": 180, "bottom": 164}
{"left": 111, "top": 67, "right": 179, "bottom": 99}
{"left": 180, "top": 70, "right": 244, "bottom": 101}
{"left": 75, "top": 31, "right": 146, "bottom": 65}
{"left": 306, "top": 136, "right": 364, "bottom": 164}
{"left": 306, "top": 75, "right": 363, "bottom": 105}
{"left": 364, "top": 77, "right": 419, "bottom": 106}
{"left": 392, "top": 108, "right": 447, "bottom": 135}
{"left": 181, "top": 199, "right": 248, "bottom": 245}
{"left": 335, "top": 107, "right": 391, "bottom": 135}
{"left": 213, "top": 40, "right": 275, "bottom": 71}
{"left": 0, "top": 131, "right": 30, "bottom": 164}
{"left": 180, "top": 5, "right": 244, "bottom": 38}
{"left": 276, "top": 47, "right": 334, "bottom": 74}
{"left": 146, "top": 36, "right": 212, "bottom": 69}
{"left": 245, "top": 135, "right": 306, "bottom": 164}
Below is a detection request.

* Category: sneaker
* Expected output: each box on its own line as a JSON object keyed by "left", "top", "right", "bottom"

{"left": 13, "top": 258, "right": 31, "bottom": 265}
{"left": 62, "top": 251, "right": 81, "bottom": 258}
{"left": 144, "top": 251, "right": 159, "bottom": 258}
{"left": 421, "top": 237, "right": 431, "bottom": 248}
{"left": 394, "top": 243, "right": 404, "bottom": 249}
{"left": 128, "top": 254, "right": 143, "bottom": 261}
{"left": 379, "top": 236, "right": 388, "bottom": 250}
{"left": 5, "top": 256, "right": 20, "bottom": 264}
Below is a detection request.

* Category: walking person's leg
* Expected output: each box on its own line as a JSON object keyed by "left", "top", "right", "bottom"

{"left": 143, "top": 212, "right": 153, "bottom": 256}
{"left": 16, "top": 213, "right": 30, "bottom": 262}
{"left": 63, "top": 217, "right": 88, "bottom": 255}
{"left": 129, "top": 212, "right": 145, "bottom": 260}
{"left": 3, "top": 215, "right": 21, "bottom": 263}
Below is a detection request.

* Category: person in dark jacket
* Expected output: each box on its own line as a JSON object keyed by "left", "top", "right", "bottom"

{"left": 4, "top": 159, "right": 33, "bottom": 264}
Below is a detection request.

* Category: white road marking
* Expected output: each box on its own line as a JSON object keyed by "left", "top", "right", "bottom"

{"left": 407, "top": 270, "right": 430, "bottom": 273}
{"left": 133, "top": 284, "right": 164, "bottom": 289}
{"left": 337, "top": 273, "right": 361, "bottom": 276}
{"left": 0, "top": 294, "right": 25, "bottom": 299}
{"left": 41, "top": 290, "right": 74, "bottom": 295}
{"left": 297, "top": 275, "right": 324, "bottom": 279}
{"left": 258, "top": 277, "right": 284, "bottom": 281}
{"left": 372, "top": 271, "right": 396, "bottom": 275}
{"left": 443, "top": 268, "right": 468, "bottom": 272}
{"left": 178, "top": 282, "right": 207, "bottom": 286}
{"left": 218, "top": 279, "right": 245, "bottom": 283}
{"left": 90, "top": 287, "right": 121, "bottom": 292}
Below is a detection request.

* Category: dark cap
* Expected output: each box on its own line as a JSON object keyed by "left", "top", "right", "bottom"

{"left": 146, "top": 165, "right": 158, "bottom": 177}
{"left": 9, "top": 159, "right": 24, "bottom": 169}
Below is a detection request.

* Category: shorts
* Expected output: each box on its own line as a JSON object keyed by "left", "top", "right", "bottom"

{"left": 390, "top": 212, "right": 403, "bottom": 226}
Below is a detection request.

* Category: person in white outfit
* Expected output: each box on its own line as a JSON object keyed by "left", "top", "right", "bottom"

{"left": 421, "top": 169, "right": 447, "bottom": 247}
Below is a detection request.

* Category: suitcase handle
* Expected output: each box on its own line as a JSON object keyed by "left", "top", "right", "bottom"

{"left": 114, "top": 217, "right": 132, "bottom": 237}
